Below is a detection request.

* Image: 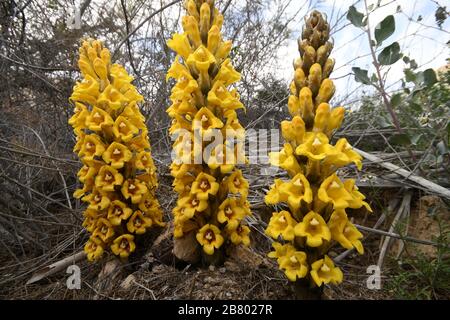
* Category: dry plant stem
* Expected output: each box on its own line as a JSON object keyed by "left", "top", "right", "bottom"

{"left": 362, "top": 0, "right": 416, "bottom": 162}
{"left": 355, "top": 147, "right": 450, "bottom": 199}
{"left": 26, "top": 251, "right": 86, "bottom": 285}
{"left": 377, "top": 191, "right": 412, "bottom": 268}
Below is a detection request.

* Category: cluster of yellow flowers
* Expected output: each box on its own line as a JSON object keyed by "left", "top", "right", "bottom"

{"left": 265, "top": 11, "right": 372, "bottom": 286}
{"left": 69, "top": 39, "right": 164, "bottom": 262}
{"left": 166, "top": 0, "right": 251, "bottom": 257}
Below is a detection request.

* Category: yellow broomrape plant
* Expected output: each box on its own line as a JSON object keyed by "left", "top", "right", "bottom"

{"left": 265, "top": 11, "right": 372, "bottom": 288}
{"left": 166, "top": 0, "right": 251, "bottom": 260}
{"left": 69, "top": 39, "right": 164, "bottom": 262}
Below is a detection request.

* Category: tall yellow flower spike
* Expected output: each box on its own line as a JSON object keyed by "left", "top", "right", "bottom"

{"left": 69, "top": 39, "right": 164, "bottom": 262}
{"left": 265, "top": 11, "right": 372, "bottom": 295}
{"left": 167, "top": 0, "right": 251, "bottom": 262}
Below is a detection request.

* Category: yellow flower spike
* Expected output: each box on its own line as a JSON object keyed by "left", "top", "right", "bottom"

{"left": 295, "top": 132, "right": 335, "bottom": 161}
{"left": 74, "top": 180, "right": 94, "bottom": 199}
{"left": 86, "top": 106, "right": 114, "bottom": 132}
{"left": 279, "top": 173, "right": 313, "bottom": 210}
{"left": 317, "top": 174, "right": 353, "bottom": 209}
{"left": 315, "top": 78, "right": 335, "bottom": 106}
{"left": 111, "top": 234, "right": 136, "bottom": 258}
{"left": 225, "top": 170, "right": 249, "bottom": 198}
{"left": 265, "top": 179, "right": 289, "bottom": 205}
{"left": 217, "top": 197, "right": 247, "bottom": 229}
{"left": 266, "top": 211, "right": 296, "bottom": 241}
{"left": 213, "top": 58, "right": 241, "bottom": 86}
{"left": 121, "top": 179, "right": 148, "bottom": 204}
{"left": 268, "top": 242, "right": 296, "bottom": 264}
{"left": 139, "top": 193, "right": 162, "bottom": 213}
{"left": 326, "top": 106, "right": 345, "bottom": 135}
{"left": 312, "top": 103, "right": 330, "bottom": 132}
{"left": 102, "top": 142, "right": 132, "bottom": 169}
{"left": 207, "top": 25, "right": 221, "bottom": 54}
{"left": 269, "top": 143, "right": 302, "bottom": 177}
{"left": 191, "top": 172, "right": 219, "bottom": 200}
{"left": 167, "top": 33, "right": 193, "bottom": 60}
{"left": 182, "top": 15, "right": 202, "bottom": 48}
{"left": 207, "top": 80, "right": 244, "bottom": 111}
{"left": 84, "top": 237, "right": 104, "bottom": 262}
{"left": 281, "top": 116, "right": 305, "bottom": 147}
{"left": 227, "top": 224, "right": 251, "bottom": 246}
{"left": 328, "top": 209, "right": 364, "bottom": 254}
{"left": 196, "top": 224, "right": 224, "bottom": 255}
{"left": 173, "top": 175, "right": 196, "bottom": 194}
{"left": 279, "top": 250, "right": 308, "bottom": 282}
{"left": 82, "top": 189, "right": 111, "bottom": 211}
{"left": 127, "top": 210, "right": 152, "bottom": 234}
{"left": 343, "top": 179, "right": 372, "bottom": 212}
{"left": 78, "top": 134, "right": 106, "bottom": 161}
{"left": 294, "top": 211, "right": 331, "bottom": 247}
{"left": 107, "top": 200, "right": 133, "bottom": 226}
{"left": 310, "top": 255, "right": 343, "bottom": 287}
{"left": 95, "top": 165, "right": 124, "bottom": 192}
{"left": 68, "top": 102, "right": 89, "bottom": 127}
{"left": 192, "top": 107, "right": 224, "bottom": 133}
{"left": 112, "top": 116, "right": 139, "bottom": 142}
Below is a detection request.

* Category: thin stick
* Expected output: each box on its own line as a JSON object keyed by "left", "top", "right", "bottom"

{"left": 26, "top": 251, "right": 86, "bottom": 285}
{"left": 355, "top": 147, "right": 450, "bottom": 199}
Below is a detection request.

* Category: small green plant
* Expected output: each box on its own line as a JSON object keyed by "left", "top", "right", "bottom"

{"left": 387, "top": 220, "right": 450, "bottom": 300}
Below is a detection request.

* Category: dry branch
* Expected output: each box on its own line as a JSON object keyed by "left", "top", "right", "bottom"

{"left": 26, "top": 251, "right": 86, "bottom": 285}
{"left": 355, "top": 147, "right": 450, "bottom": 199}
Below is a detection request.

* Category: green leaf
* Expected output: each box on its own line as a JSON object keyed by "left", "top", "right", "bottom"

{"left": 411, "top": 134, "right": 422, "bottom": 145}
{"left": 375, "top": 15, "right": 396, "bottom": 46}
{"left": 347, "top": 6, "right": 365, "bottom": 27}
{"left": 404, "top": 68, "right": 416, "bottom": 82}
{"left": 390, "top": 93, "right": 402, "bottom": 107}
{"left": 422, "top": 69, "right": 437, "bottom": 87}
{"left": 389, "top": 133, "right": 411, "bottom": 146}
{"left": 352, "top": 67, "right": 371, "bottom": 84}
{"left": 378, "top": 42, "right": 402, "bottom": 65}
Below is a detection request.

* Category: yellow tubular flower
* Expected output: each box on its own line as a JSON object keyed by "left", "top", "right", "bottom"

{"left": 294, "top": 211, "right": 331, "bottom": 247}
{"left": 268, "top": 242, "right": 296, "bottom": 264}
{"left": 265, "top": 11, "right": 370, "bottom": 291}
{"left": 84, "top": 237, "right": 104, "bottom": 262}
{"left": 310, "top": 255, "right": 343, "bottom": 287}
{"left": 196, "top": 224, "right": 224, "bottom": 255}
{"left": 266, "top": 211, "right": 296, "bottom": 241}
{"left": 328, "top": 209, "right": 364, "bottom": 254}
{"left": 69, "top": 39, "right": 162, "bottom": 262}
{"left": 217, "top": 197, "right": 247, "bottom": 229}
{"left": 167, "top": 0, "right": 251, "bottom": 263}
{"left": 111, "top": 234, "right": 136, "bottom": 258}
{"left": 279, "top": 250, "right": 309, "bottom": 282}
